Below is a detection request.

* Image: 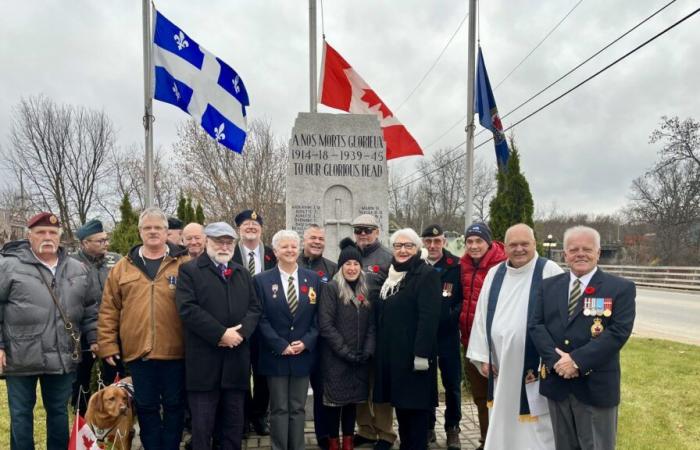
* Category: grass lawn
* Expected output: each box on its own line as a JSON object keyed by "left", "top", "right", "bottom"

{"left": 617, "top": 338, "right": 700, "bottom": 449}
{"left": 0, "top": 337, "right": 698, "bottom": 448}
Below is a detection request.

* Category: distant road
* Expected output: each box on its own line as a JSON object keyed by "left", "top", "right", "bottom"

{"left": 632, "top": 288, "right": 700, "bottom": 345}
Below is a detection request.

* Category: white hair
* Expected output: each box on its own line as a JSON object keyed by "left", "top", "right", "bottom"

{"left": 272, "top": 229, "right": 301, "bottom": 250}
{"left": 389, "top": 228, "right": 422, "bottom": 250}
{"left": 563, "top": 226, "right": 601, "bottom": 250}
{"left": 138, "top": 207, "right": 168, "bottom": 229}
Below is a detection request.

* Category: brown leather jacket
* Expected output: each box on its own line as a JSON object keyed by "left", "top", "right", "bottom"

{"left": 97, "top": 243, "right": 189, "bottom": 362}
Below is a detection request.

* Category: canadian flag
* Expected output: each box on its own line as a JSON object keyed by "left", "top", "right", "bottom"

{"left": 69, "top": 414, "right": 100, "bottom": 450}
{"left": 319, "top": 41, "right": 423, "bottom": 160}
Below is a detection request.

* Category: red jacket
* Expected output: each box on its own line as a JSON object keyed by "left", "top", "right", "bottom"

{"left": 459, "top": 241, "right": 507, "bottom": 347}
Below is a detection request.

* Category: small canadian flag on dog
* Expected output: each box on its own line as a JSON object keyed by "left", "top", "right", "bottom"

{"left": 69, "top": 414, "right": 100, "bottom": 450}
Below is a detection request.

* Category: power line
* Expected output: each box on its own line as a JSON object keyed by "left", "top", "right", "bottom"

{"left": 493, "top": 0, "right": 586, "bottom": 90}
{"left": 501, "top": 0, "right": 678, "bottom": 122}
{"left": 412, "top": 0, "right": 586, "bottom": 159}
{"left": 394, "top": 11, "right": 469, "bottom": 113}
{"left": 390, "top": 6, "right": 700, "bottom": 193}
{"left": 393, "top": 0, "right": 680, "bottom": 186}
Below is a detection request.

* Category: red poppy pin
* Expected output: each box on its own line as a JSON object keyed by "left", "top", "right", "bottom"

{"left": 446, "top": 258, "right": 454, "bottom": 265}
{"left": 264, "top": 254, "right": 271, "bottom": 262}
{"left": 317, "top": 270, "right": 325, "bottom": 277}
{"left": 300, "top": 285, "right": 309, "bottom": 294}
{"left": 584, "top": 286, "right": 595, "bottom": 295}
{"left": 372, "top": 265, "right": 380, "bottom": 273}
{"left": 223, "top": 268, "right": 233, "bottom": 279}
{"left": 357, "top": 294, "right": 366, "bottom": 303}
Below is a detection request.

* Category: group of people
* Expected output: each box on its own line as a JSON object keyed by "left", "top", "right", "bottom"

{"left": 0, "top": 206, "right": 635, "bottom": 450}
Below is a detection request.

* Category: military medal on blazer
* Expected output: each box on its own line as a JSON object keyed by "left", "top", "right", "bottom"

{"left": 581, "top": 284, "right": 613, "bottom": 338}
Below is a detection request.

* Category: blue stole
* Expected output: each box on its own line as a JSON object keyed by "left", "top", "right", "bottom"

{"left": 485, "top": 257, "right": 546, "bottom": 417}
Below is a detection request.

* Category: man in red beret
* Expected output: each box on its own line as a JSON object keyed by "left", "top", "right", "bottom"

{"left": 0, "top": 212, "right": 99, "bottom": 449}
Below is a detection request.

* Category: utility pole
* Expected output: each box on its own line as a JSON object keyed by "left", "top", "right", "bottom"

{"left": 464, "top": 0, "right": 477, "bottom": 230}
{"left": 309, "top": 0, "right": 318, "bottom": 113}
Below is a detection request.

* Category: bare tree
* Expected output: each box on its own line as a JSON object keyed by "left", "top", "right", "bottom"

{"left": 627, "top": 160, "right": 700, "bottom": 265}
{"left": 173, "top": 119, "right": 287, "bottom": 234}
{"left": 96, "top": 144, "right": 179, "bottom": 223}
{"left": 650, "top": 116, "right": 700, "bottom": 169}
{"left": 388, "top": 149, "right": 497, "bottom": 231}
{"left": 4, "top": 95, "right": 115, "bottom": 238}
{"left": 472, "top": 157, "right": 497, "bottom": 222}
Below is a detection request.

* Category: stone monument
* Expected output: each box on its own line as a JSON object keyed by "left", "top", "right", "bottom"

{"left": 286, "top": 112, "right": 389, "bottom": 261}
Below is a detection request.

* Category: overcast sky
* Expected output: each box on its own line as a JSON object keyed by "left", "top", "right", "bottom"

{"left": 1, "top": 0, "right": 697, "bottom": 217}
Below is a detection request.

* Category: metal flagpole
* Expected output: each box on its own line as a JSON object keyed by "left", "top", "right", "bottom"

{"left": 142, "top": 0, "right": 155, "bottom": 207}
{"left": 309, "top": 0, "right": 318, "bottom": 112}
{"left": 464, "top": 0, "right": 477, "bottom": 230}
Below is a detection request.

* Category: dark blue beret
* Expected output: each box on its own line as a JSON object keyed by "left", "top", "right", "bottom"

{"left": 234, "top": 210, "right": 263, "bottom": 227}
{"left": 168, "top": 217, "right": 184, "bottom": 230}
{"left": 76, "top": 219, "right": 104, "bottom": 240}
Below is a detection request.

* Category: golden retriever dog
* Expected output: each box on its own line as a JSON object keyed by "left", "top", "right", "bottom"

{"left": 85, "top": 377, "right": 135, "bottom": 450}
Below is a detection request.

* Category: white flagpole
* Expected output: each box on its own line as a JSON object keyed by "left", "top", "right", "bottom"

{"left": 465, "top": 0, "right": 477, "bottom": 229}
{"left": 143, "top": 0, "right": 155, "bottom": 207}
{"left": 309, "top": 0, "right": 318, "bottom": 112}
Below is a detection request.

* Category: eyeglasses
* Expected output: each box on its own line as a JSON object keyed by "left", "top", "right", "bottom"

{"left": 211, "top": 238, "right": 235, "bottom": 247}
{"left": 353, "top": 227, "right": 376, "bottom": 235}
{"left": 86, "top": 239, "right": 109, "bottom": 245}
{"left": 392, "top": 242, "right": 417, "bottom": 250}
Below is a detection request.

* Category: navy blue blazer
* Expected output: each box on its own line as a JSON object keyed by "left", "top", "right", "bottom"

{"left": 528, "top": 268, "right": 636, "bottom": 407}
{"left": 253, "top": 266, "right": 320, "bottom": 377}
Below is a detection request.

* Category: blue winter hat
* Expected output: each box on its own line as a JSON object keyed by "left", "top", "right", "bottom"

{"left": 76, "top": 219, "right": 104, "bottom": 241}
{"left": 465, "top": 222, "right": 492, "bottom": 245}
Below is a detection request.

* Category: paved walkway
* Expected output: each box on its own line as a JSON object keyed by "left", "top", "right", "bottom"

{"left": 131, "top": 398, "right": 484, "bottom": 449}
{"left": 242, "top": 400, "right": 483, "bottom": 449}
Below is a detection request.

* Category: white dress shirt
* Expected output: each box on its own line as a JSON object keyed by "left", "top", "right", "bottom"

{"left": 278, "top": 265, "right": 300, "bottom": 301}
{"left": 242, "top": 244, "right": 261, "bottom": 275}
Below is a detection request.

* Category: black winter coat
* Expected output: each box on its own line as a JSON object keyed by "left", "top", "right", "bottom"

{"left": 176, "top": 255, "right": 262, "bottom": 391}
{"left": 318, "top": 279, "right": 376, "bottom": 405}
{"left": 373, "top": 256, "right": 441, "bottom": 409}
{"left": 431, "top": 250, "right": 463, "bottom": 343}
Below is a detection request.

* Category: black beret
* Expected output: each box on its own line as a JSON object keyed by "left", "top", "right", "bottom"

{"left": 27, "top": 212, "right": 60, "bottom": 228}
{"left": 420, "top": 224, "right": 444, "bottom": 238}
{"left": 76, "top": 219, "right": 104, "bottom": 240}
{"left": 234, "top": 209, "right": 263, "bottom": 227}
{"left": 168, "top": 217, "right": 184, "bottom": 230}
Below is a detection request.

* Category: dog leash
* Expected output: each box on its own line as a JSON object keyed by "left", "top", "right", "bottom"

{"left": 95, "top": 362, "right": 106, "bottom": 390}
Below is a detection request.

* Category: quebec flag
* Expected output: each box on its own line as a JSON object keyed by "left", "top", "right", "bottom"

{"left": 152, "top": 9, "right": 249, "bottom": 153}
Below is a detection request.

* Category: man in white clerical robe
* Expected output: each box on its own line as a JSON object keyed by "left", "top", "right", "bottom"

{"left": 467, "top": 224, "right": 564, "bottom": 450}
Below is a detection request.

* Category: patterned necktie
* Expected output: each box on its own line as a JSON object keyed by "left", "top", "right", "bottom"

{"left": 218, "top": 263, "right": 227, "bottom": 279}
{"left": 248, "top": 251, "right": 256, "bottom": 276}
{"left": 568, "top": 278, "right": 582, "bottom": 318}
{"left": 287, "top": 275, "right": 298, "bottom": 316}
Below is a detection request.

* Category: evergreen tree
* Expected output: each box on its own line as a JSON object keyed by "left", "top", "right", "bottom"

{"left": 176, "top": 193, "right": 187, "bottom": 222}
{"left": 185, "top": 197, "right": 195, "bottom": 224}
{"left": 110, "top": 194, "right": 141, "bottom": 255}
{"left": 488, "top": 140, "right": 535, "bottom": 241}
{"left": 195, "top": 203, "right": 205, "bottom": 225}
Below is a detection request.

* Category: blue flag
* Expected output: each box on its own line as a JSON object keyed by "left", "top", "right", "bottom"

{"left": 152, "top": 10, "right": 249, "bottom": 153}
{"left": 475, "top": 47, "right": 509, "bottom": 169}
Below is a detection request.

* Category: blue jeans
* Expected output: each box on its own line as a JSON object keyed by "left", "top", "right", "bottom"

{"left": 128, "top": 359, "right": 185, "bottom": 450}
{"left": 5, "top": 373, "right": 75, "bottom": 450}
